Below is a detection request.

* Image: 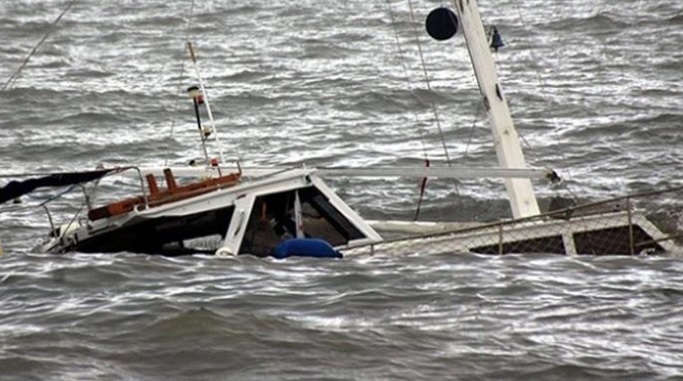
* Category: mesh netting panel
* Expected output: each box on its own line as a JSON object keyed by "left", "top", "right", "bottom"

{"left": 349, "top": 186, "right": 683, "bottom": 256}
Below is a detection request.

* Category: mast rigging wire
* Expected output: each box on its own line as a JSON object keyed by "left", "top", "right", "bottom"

{"left": 404, "top": 0, "right": 457, "bottom": 172}
{"left": 384, "top": 0, "right": 430, "bottom": 162}
{"left": 1, "top": 0, "right": 76, "bottom": 92}
{"left": 385, "top": 0, "right": 474, "bottom": 218}
{"left": 509, "top": 0, "right": 576, "bottom": 187}
{"left": 508, "top": 0, "right": 586, "bottom": 205}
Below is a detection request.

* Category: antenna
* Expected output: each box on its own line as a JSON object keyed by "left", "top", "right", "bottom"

{"left": 186, "top": 42, "right": 228, "bottom": 167}
{"left": 186, "top": 85, "right": 211, "bottom": 165}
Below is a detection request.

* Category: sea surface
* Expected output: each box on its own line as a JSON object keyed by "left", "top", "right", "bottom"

{"left": 1, "top": 0, "right": 682, "bottom": 380}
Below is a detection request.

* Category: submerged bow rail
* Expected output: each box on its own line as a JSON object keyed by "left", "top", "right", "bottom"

{"left": 40, "top": 165, "right": 242, "bottom": 234}
{"left": 85, "top": 167, "right": 241, "bottom": 221}
{"left": 39, "top": 166, "right": 147, "bottom": 236}
{"left": 348, "top": 186, "right": 683, "bottom": 257}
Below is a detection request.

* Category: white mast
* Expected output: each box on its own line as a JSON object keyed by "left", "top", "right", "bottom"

{"left": 187, "top": 42, "right": 228, "bottom": 165}
{"left": 453, "top": 0, "right": 541, "bottom": 218}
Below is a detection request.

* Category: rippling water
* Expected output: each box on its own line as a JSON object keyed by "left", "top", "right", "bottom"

{"left": 2, "top": 253, "right": 683, "bottom": 380}
{"left": 1, "top": 0, "right": 682, "bottom": 379}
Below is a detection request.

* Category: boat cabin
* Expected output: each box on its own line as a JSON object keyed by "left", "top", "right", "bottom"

{"left": 43, "top": 168, "right": 382, "bottom": 256}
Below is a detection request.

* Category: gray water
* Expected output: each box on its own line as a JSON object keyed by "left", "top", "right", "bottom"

{"left": 1, "top": 0, "right": 682, "bottom": 380}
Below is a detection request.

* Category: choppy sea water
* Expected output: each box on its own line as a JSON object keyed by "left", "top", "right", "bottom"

{"left": 1, "top": 0, "right": 682, "bottom": 380}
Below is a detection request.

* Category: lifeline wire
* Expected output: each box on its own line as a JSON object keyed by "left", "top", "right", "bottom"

{"left": 1, "top": 0, "right": 76, "bottom": 91}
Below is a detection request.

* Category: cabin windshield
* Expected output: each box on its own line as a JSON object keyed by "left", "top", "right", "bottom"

{"left": 73, "top": 205, "right": 235, "bottom": 256}
{"left": 239, "top": 186, "right": 366, "bottom": 256}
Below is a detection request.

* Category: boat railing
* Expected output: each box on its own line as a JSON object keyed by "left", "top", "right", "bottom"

{"left": 87, "top": 166, "right": 243, "bottom": 221}
{"left": 40, "top": 163, "right": 245, "bottom": 232}
{"left": 353, "top": 185, "right": 683, "bottom": 256}
{"left": 85, "top": 166, "right": 149, "bottom": 212}
{"left": 41, "top": 166, "right": 148, "bottom": 235}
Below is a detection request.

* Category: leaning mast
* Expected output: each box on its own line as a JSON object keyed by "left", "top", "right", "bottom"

{"left": 452, "top": 0, "right": 541, "bottom": 218}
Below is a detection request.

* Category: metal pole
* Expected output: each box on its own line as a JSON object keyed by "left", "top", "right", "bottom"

{"left": 626, "top": 197, "right": 634, "bottom": 255}
{"left": 191, "top": 93, "right": 211, "bottom": 165}
{"left": 187, "top": 42, "right": 228, "bottom": 164}
{"left": 498, "top": 223, "right": 504, "bottom": 254}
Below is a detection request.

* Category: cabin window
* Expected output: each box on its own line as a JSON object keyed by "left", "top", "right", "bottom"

{"left": 152, "top": 205, "right": 234, "bottom": 255}
{"left": 573, "top": 225, "right": 664, "bottom": 255}
{"left": 76, "top": 205, "right": 235, "bottom": 256}
{"left": 470, "top": 235, "right": 566, "bottom": 255}
{"left": 239, "top": 186, "right": 366, "bottom": 256}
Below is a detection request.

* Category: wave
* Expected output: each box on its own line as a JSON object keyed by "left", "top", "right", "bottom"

{"left": 540, "top": 13, "right": 630, "bottom": 32}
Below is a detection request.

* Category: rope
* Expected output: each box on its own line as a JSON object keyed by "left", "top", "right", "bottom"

{"left": 1, "top": 0, "right": 76, "bottom": 91}
{"left": 29, "top": 184, "right": 79, "bottom": 205}
{"left": 462, "top": 99, "right": 483, "bottom": 162}
{"left": 164, "top": 0, "right": 197, "bottom": 166}
{"left": 385, "top": 0, "right": 438, "bottom": 221}
{"left": 405, "top": 0, "right": 456, "bottom": 171}
{"left": 385, "top": 0, "right": 467, "bottom": 218}
{"left": 384, "top": 0, "right": 430, "bottom": 161}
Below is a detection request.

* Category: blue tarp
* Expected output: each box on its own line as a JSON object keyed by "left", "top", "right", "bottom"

{"left": 273, "top": 238, "right": 342, "bottom": 259}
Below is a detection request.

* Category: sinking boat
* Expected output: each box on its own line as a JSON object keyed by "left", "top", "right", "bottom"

{"left": 2, "top": 0, "right": 682, "bottom": 257}
{"left": 34, "top": 166, "right": 380, "bottom": 257}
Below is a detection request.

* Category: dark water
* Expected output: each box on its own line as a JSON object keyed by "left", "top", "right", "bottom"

{"left": 1, "top": 0, "right": 682, "bottom": 379}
